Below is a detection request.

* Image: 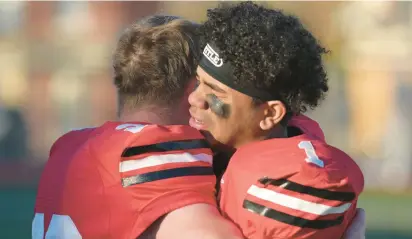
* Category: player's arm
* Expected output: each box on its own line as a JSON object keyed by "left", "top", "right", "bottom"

{"left": 343, "top": 208, "right": 366, "bottom": 239}
{"left": 140, "top": 203, "right": 244, "bottom": 239}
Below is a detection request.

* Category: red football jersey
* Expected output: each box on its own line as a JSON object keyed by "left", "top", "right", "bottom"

{"left": 219, "top": 115, "right": 364, "bottom": 239}
{"left": 33, "top": 122, "right": 216, "bottom": 239}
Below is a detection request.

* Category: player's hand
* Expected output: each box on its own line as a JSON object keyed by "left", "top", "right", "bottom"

{"left": 343, "top": 208, "right": 366, "bottom": 239}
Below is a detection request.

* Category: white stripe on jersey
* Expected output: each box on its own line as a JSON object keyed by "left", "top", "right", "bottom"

{"left": 119, "top": 153, "right": 213, "bottom": 173}
{"left": 247, "top": 185, "right": 352, "bottom": 216}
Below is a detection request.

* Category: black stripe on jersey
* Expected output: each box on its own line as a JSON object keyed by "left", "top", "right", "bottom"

{"left": 122, "top": 166, "right": 214, "bottom": 187}
{"left": 243, "top": 200, "right": 344, "bottom": 229}
{"left": 122, "top": 139, "right": 210, "bottom": 157}
{"left": 258, "top": 178, "right": 356, "bottom": 202}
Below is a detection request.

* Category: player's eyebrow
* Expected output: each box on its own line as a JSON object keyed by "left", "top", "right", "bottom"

{"left": 196, "top": 73, "right": 226, "bottom": 94}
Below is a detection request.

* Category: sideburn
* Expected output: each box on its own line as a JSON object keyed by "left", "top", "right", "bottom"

{"left": 206, "top": 94, "right": 231, "bottom": 119}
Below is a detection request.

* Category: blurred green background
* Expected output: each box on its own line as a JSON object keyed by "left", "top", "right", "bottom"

{"left": 1, "top": 2, "right": 412, "bottom": 238}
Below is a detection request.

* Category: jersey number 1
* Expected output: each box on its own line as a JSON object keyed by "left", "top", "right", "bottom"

{"left": 298, "top": 141, "right": 324, "bottom": 168}
{"left": 32, "top": 213, "right": 82, "bottom": 239}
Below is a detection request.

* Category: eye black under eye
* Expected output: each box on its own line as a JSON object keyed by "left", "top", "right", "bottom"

{"left": 206, "top": 94, "right": 230, "bottom": 118}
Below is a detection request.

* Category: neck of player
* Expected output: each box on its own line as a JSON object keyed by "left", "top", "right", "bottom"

{"left": 119, "top": 107, "right": 177, "bottom": 125}
{"left": 265, "top": 125, "right": 288, "bottom": 140}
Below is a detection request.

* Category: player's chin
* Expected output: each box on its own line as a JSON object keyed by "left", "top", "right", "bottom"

{"left": 199, "top": 130, "right": 221, "bottom": 149}
{"left": 200, "top": 130, "right": 216, "bottom": 144}
{"left": 200, "top": 130, "right": 232, "bottom": 153}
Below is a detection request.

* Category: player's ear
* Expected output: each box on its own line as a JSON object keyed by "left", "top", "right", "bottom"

{"left": 259, "top": 100, "right": 286, "bottom": 131}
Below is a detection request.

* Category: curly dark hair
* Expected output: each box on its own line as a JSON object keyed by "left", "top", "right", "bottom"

{"left": 199, "top": 1, "right": 329, "bottom": 114}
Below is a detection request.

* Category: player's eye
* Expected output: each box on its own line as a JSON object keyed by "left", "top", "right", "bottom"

{"left": 193, "top": 78, "right": 200, "bottom": 91}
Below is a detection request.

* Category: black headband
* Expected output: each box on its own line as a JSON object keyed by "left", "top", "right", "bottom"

{"left": 198, "top": 43, "right": 278, "bottom": 101}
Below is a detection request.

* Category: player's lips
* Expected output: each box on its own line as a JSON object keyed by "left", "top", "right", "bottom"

{"left": 189, "top": 116, "right": 207, "bottom": 130}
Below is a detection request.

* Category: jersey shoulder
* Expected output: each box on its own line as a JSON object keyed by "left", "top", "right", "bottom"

{"left": 71, "top": 122, "right": 211, "bottom": 173}
{"left": 109, "top": 123, "right": 216, "bottom": 237}
{"left": 49, "top": 127, "right": 96, "bottom": 157}
{"left": 270, "top": 139, "right": 364, "bottom": 195}
{"left": 315, "top": 144, "right": 365, "bottom": 194}
{"left": 229, "top": 136, "right": 364, "bottom": 194}
{"left": 96, "top": 122, "right": 206, "bottom": 146}
{"left": 228, "top": 135, "right": 315, "bottom": 178}
{"left": 112, "top": 123, "right": 212, "bottom": 171}
{"left": 222, "top": 136, "right": 363, "bottom": 239}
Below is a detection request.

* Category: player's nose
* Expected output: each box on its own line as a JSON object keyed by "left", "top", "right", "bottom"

{"left": 188, "top": 87, "right": 208, "bottom": 110}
